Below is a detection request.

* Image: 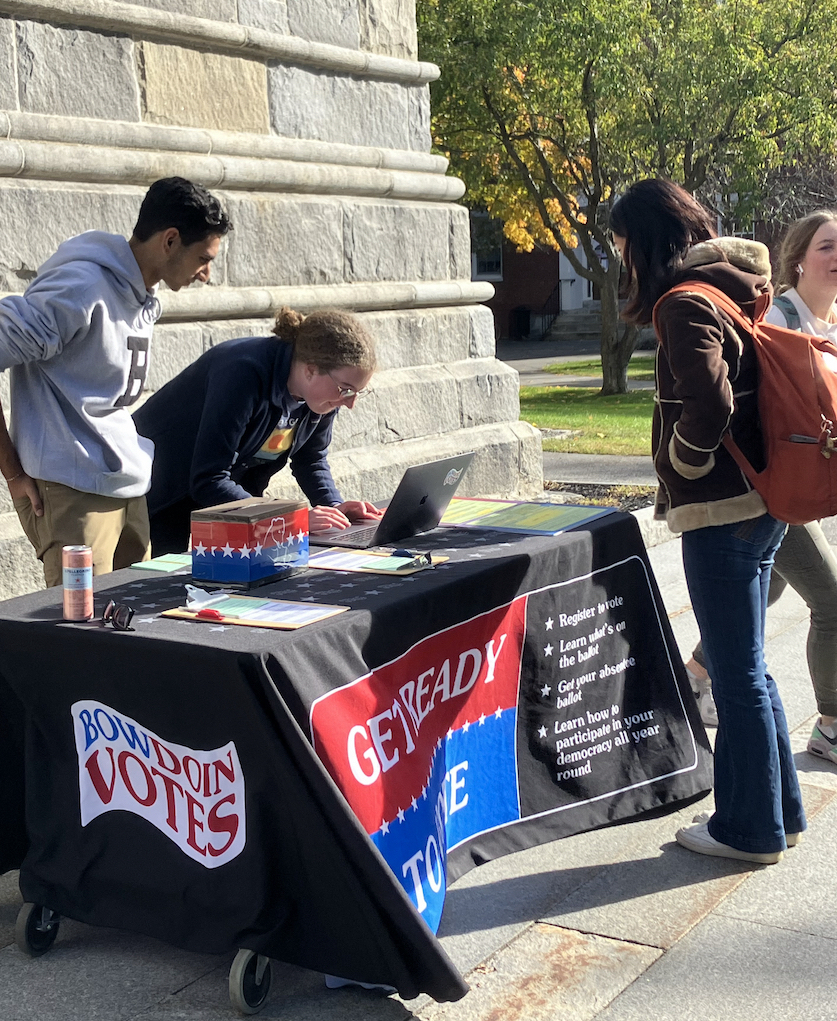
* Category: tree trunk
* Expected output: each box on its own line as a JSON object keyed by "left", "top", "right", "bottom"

{"left": 598, "top": 271, "right": 637, "bottom": 395}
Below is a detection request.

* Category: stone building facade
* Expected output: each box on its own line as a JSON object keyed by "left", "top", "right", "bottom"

{"left": 0, "top": 0, "right": 542, "bottom": 599}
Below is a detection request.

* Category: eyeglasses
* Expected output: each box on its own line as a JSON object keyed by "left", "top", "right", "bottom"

{"left": 101, "top": 600, "right": 135, "bottom": 632}
{"left": 327, "top": 370, "right": 372, "bottom": 400}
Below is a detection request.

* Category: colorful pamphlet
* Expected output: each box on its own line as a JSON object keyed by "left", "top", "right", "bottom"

{"left": 130, "top": 553, "right": 193, "bottom": 573}
{"left": 162, "top": 591, "right": 349, "bottom": 630}
{"left": 441, "top": 497, "right": 616, "bottom": 535}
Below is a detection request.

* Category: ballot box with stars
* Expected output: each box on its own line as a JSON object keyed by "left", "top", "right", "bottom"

{"left": 190, "top": 497, "right": 309, "bottom": 587}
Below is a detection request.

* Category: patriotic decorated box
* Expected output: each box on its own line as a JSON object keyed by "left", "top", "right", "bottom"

{"left": 190, "top": 497, "right": 309, "bottom": 588}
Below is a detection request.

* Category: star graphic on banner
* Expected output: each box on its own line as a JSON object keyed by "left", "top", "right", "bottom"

{"left": 412, "top": 797, "right": 418, "bottom": 812}
{"left": 545, "top": 617, "right": 554, "bottom": 630}
{"left": 239, "top": 544, "right": 252, "bottom": 559}
{"left": 397, "top": 808, "right": 405, "bottom": 824}
{"left": 194, "top": 541, "right": 207, "bottom": 556}
{"left": 447, "top": 728, "right": 454, "bottom": 741}
{"left": 422, "top": 786, "right": 428, "bottom": 800}
{"left": 253, "top": 542, "right": 263, "bottom": 556}
{"left": 436, "top": 737, "right": 443, "bottom": 751}
{"left": 494, "top": 706, "right": 503, "bottom": 719}
{"left": 478, "top": 713, "right": 486, "bottom": 726}
{"left": 538, "top": 725, "right": 548, "bottom": 738}
{"left": 221, "top": 543, "right": 234, "bottom": 558}
{"left": 381, "top": 819, "right": 389, "bottom": 835}
{"left": 544, "top": 643, "right": 554, "bottom": 657}
{"left": 541, "top": 684, "right": 552, "bottom": 697}
{"left": 462, "top": 720, "right": 471, "bottom": 733}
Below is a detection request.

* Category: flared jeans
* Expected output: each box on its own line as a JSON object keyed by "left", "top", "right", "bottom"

{"left": 682, "top": 514, "right": 806, "bottom": 854}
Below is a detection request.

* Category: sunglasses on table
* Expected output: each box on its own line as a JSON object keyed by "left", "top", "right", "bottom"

{"left": 101, "top": 600, "right": 135, "bottom": 632}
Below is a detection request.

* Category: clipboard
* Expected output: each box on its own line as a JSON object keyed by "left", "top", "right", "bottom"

{"left": 306, "top": 547, "right": 448, "bottom": 576}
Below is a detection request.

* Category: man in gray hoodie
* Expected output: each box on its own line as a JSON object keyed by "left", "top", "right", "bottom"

{"left": 0, "top": 177, "right": 231, "bottom": 586}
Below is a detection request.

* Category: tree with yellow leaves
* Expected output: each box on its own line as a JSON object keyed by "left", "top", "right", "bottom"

{"left": 420, "top": 0, "right": 837, "bottom": 393}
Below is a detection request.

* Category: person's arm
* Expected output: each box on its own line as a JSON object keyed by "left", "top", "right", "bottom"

{"left": 0, "top": 396, "right": 42, "bottom": 514}
{"left": 0, "top": 275, "right": 94, "bottom": 516}
{"left": 656, "top": 295, "right": 733, "bottom": 479}
{"left": 187, "top": 362, "right": 264, "bottom": 507}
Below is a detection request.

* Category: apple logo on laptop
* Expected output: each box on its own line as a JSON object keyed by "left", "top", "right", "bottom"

{"left": 420, "top": 494, "right": 428, "bottom": 505}
{"left": 444, "top": 468, "right": 463, "bottom": 485}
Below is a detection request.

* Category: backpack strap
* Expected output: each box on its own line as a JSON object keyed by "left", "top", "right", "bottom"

{"left": 771, "top": 293, "right": 802, "bottom": 331}
{"left": 652, "top": 280, "right": 762, "bottom": 489}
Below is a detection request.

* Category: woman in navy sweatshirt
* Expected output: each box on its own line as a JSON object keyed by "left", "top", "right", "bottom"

{"left": 134, "top": 307, "right": 381, "bottom": 554}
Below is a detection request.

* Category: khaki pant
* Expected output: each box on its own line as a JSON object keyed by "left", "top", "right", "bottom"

{"left": 14, "top": 479, "right": 151, "bottom": 587}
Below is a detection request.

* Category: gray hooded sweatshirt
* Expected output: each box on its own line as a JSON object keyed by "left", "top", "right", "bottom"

{"left": 0, "top": 231, "right": 159, "bottom": 499}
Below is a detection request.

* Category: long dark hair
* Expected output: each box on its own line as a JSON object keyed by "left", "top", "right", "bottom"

{"left": 609, "top": 179, "right": 716, "bottom": 324}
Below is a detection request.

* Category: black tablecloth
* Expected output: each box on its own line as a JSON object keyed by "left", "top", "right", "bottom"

{"left": 0, "top": 513, "right": 711, "bottom": 1000}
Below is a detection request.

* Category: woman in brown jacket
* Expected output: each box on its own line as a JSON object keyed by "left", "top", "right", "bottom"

{"left": 609, "top": 178, "right": 805, "bottom": 864}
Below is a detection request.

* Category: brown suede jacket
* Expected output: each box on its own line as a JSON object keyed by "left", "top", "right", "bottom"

{"left": 652, "top": 238, "right": 772, "bottom": 533}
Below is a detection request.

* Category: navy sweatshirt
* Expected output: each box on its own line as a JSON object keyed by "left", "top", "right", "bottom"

{"left": 134, "top": 336, "right": 342, "bottom": 516}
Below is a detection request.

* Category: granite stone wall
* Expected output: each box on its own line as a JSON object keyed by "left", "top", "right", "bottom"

{"left": 0, "top": 0, "right": 541, "bottom": 598}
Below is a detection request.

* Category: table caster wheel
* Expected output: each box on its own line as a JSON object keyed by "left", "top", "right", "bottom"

{"left": 229, "top": 949, "right": 272, "bottom": 1015}
{"left": 15, "top": 903, "right": 60, "bottom": 957}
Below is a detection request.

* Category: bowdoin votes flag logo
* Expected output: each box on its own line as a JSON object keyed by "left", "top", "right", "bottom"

{"left": 72, "top": 700, "right": 246, "bottom": 868}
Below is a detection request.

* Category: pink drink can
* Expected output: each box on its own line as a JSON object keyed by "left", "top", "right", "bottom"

{"left": 62, "top": 545, "right": 94, "bottom": 621}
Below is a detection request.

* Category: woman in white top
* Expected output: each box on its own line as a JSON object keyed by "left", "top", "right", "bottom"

{"left": 686, "top": 210, "right": 837, "bottom": 762}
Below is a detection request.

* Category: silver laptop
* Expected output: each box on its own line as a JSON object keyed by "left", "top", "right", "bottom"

{"left": 311, "top": 452, "right": 474, "bottom": 549}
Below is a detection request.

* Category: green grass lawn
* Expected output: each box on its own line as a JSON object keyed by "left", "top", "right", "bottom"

{"left": 543, "top": 356, "right": 655, "bottom": 381}
{"left": 519, "top": 385, "right": 654, "bottom": 455}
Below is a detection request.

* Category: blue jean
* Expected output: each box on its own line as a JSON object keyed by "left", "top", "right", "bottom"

{"left": 682, "top": 514, "right": 806, "bottom": 854}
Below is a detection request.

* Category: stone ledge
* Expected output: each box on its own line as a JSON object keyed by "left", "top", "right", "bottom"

{"left": 0, "top": 138, "right": 465, "bottom": 202}
{"left": 0, "top": 111, "right": 450, "bottom": 175}
{"left": 0, "top": 0, "right": 439, "bottom": 83}
{"left": 0, "top": 281, "right": 495, "bottom": 321}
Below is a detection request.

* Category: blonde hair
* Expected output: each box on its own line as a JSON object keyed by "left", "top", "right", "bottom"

{"left": 775, "top": 210, "right": 837, "bottom": 293}
{"left": 272, "top": 307, "right": 376, "bottom": 373}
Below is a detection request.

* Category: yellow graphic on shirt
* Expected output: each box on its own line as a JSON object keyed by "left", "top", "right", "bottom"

{"left": 256, "top": 423, "right": 297, "bottom": 460}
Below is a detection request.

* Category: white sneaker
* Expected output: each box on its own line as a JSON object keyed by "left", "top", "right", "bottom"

{"left": 675, "top": 819, "right": 782, "bottom": 863}
{"left": 686, "top": 667, "right": 718, "bottom": 727}
{"left": 689, "top": 811, "right": 801, "bottom": 849}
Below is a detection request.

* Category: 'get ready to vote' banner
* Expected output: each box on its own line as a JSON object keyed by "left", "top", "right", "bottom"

{"left": 309, "top": 556, "right": 710, "bottom": 932}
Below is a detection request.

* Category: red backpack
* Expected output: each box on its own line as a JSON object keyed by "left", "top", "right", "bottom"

{"left": 655, "top": 281, "right": 837, "bottom": 525}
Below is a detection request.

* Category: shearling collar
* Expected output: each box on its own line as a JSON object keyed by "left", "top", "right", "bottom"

{"left": 683, "top": 237, "right": 772, "bottom": 281}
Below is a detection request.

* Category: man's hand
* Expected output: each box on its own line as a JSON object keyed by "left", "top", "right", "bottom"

{"left": 7, "top": 474, "right": 43, "bottom": 516}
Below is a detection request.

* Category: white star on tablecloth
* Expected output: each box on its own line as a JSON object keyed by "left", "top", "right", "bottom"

{"left": 210, "top": 626, "right": 229, "bottom": 632}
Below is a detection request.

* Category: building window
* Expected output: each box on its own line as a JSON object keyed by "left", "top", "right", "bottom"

{"left": 470, "top": 212, "right": 504, "bottom": 281}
